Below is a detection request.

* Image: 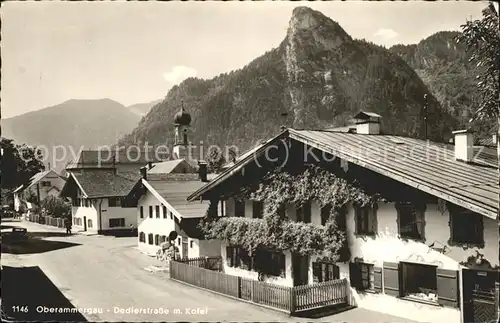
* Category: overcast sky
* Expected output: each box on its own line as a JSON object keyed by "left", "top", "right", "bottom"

{"left": 1, "top": 1, "right": 488, "bottom": 118}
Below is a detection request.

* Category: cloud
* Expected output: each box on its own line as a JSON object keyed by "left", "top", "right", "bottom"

{"left": 163, "top": 66, "right": 197, "bottom": 84}
{"left": 373, "top": 28, "right": 399, "bottom": 40}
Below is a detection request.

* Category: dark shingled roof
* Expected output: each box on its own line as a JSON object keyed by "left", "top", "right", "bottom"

{"left": 68, "top": 170, "right": 140, "bottom": 198}
{"left": 188, "top": 128, "right": 499, "bottom": 220}
{"left": 66, "top": 150, "right": 168, "bottom": 169}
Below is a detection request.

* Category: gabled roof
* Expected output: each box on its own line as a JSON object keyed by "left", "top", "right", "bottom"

{"left": 61, "top": 170, "right": 140, "bottom": 198}
{"left": 13, "top": 170, "right": 65, "bottom": 193}
{"left": 66, "top": 150, "right": 167, "bottom": 170}
{"left": 142, "top": 178, "right": 209, "bottom": 220}
{"left": 188, "top": 128, "right": 499, "bottom": 220}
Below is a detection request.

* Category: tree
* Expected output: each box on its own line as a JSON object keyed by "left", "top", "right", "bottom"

{"left": 205, "top": 148, "right": 226, "bottom": 174}
{"left": 41, "top": 196, "right": 71, "bottom": 218}
{"left": 0, "top": 138, "right": 45, "bottom": 190}
{"left": 457, "top": 3, "right": 499, "bottom": 154}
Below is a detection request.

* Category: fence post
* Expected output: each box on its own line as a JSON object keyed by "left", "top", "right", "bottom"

{"left": 290, "top": 287, "right": 296, "bottom": 314}
{"left": 237, "top": 277, "right": 242, "bottom": 299}
{"left": 251, "top": 280, "right": 255, "bottom": 302}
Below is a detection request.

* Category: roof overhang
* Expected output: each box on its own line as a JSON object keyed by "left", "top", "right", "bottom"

{"left": 60, "top": 172, "right": 88, "bottom": 198}
{"left": 187, "top": 129, "right": 289, "bottom": 202}
{"left": 188, "top": 128, "right": 497, "bottom": 220}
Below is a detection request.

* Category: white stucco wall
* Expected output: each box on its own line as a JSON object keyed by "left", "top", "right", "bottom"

{"left": 346, "top": 202, "right": 498, "bottom": 270}
{"left": 72, "top": 205, "right": 99, "bottom": 233}
{"left": 344, "top": 201, "right": 497, "bottom": 323}
{"left": 137, "top": 191, "right": 177, "bottom": 256}
{"left": 137, "top": 189, "right": 220, "bottom": 259}
{"left": 99, "top": 198, "right": 137, "bottom": 231}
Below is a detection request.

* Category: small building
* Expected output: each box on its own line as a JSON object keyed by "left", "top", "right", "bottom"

{"left": 127, "top": 105, "right": 221, "bottom": 258}
{"left": 187, "top": 114, "right": 499, "bottom": 323}
{"left": 60, "top": 170, "right": 139, "bottom": 234}
{"left": 13, "top": 170, "right": 66, "bottom": 212}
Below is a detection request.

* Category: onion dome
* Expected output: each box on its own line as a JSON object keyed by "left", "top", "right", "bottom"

{"left": 174, "top": 100, "right": 191, "bottom": 126}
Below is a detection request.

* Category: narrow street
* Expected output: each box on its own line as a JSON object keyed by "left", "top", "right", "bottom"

{"left": 2, "top": 219, "right": 416, "bottom": 322}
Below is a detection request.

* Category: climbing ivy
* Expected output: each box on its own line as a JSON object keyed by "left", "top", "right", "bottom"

{"left": 201, "top": 164, "right": 381, "bottom": 261}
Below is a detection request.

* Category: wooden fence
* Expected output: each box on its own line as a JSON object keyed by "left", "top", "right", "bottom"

{"left": 170, "top": 257, "right": 349, "bottom": 314}
{"left": 28, "top": 214, "right": 65, "bottom": 228}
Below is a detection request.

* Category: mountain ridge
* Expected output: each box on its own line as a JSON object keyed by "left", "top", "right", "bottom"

{"left": 119, "top": 6, "right": 455, "bottom": 153}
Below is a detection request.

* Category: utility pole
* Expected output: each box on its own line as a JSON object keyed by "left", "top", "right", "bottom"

{"left": 423, "top": 94, "right": 428, "bottom": 140}
{"left": 36, "top": 183, "right": 41, "bottom": 210}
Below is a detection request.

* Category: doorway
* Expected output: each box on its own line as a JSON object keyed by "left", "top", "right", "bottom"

{"left": 182, "top": 239, "right": 188, "bottom": 259}
{"left": 462, "top": 268, "right": 499, "bottom": 323}
{"left": 292, "top": 253, "right": 309, "bottom": 286}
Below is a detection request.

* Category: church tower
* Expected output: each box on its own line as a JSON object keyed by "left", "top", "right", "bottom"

{"left": 173, "top": 100, "right": 192, "bottom": 160}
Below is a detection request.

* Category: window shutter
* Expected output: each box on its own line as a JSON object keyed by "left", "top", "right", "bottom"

{"left": 333, "top": 264, "right": 340, "bottom": 280}
{"left": 416, "top": 207, "right": 426, "bottom": 241}
{"left": 226, "top": 247, "right": 233, "bottom": 267}
{"left": 395, "top": 205, "right": 401, "bottom": 236}
{"left": 349, "top": 262, "right": 361, "bottom": 289}
{"left": 373, "top": 266, "right": 382, "bottom": 293}
{"left": 371, "top": 206, "right": 378, "bottom": 234}
{"left": 353, "top": 206, "right": 359, "bottom": 234}
{"left": 436, "top": 268, "right": 459, "bottom": 308}
{"left": 313, "top": 262, "right": 322, "bottom": 283}
{"left": 383, "top": 262, "right": 400, "bottom": 297}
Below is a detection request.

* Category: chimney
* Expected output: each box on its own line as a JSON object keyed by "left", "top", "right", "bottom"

{"left": 452, "top": 129, "right": 474, "bottom": 162}
{"left": 140, "top": 166, "right": 147, "bottom": 180}
{"left": 353, "top": 111, "right": 381, "bottom": 135}
{"left": 198, "top": 161, "right": 208, "bottom": 182}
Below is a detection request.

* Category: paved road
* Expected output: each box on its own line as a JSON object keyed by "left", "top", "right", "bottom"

{"left": 2, "top": 219, "right": 417, "bottom": 322}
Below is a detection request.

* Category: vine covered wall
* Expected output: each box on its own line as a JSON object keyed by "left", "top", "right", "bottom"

{"left": 201, "top": 164, "right": 380, "bottom": 261}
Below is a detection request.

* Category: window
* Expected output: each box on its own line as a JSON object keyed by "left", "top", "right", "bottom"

{"left": 155, "top": 205, "right": 160, "bottom": 218}
{"left": 252, "top": 201, "right": 263, "bottom": 219}
{"left": 449, "top": 205, "right": 484, "bottom": 246}
{"left": 148, "top": 233, "right": 154, "bottom": 245}
{"left": 296, "top": 201, "right": 311, "bottom": 223}
{"left": 349, "top": 262, "right": 375, "bottom": 291}
{"left": 72, "top": 198, "right": 78, "bottom": 207}
{"left": 163, "top": 206, "right": 167, "bottom": 218}
{"left": 41, "top": 181, "right": 51, "bottom": 187}
{"left": 154, "top": 234, "right": 160, "bottom": 245}
{"left": 313, "top": 261, "right": 340, "bottom": 283}
{"left": 320, "top": 204, "right": 332, "bottom": 225}
{"left": 400, "top": 262, "right": 438, "bottom": 302}
{"left": 277, "top": 204, "right": 286, "bottom": 218}
{"left": 254, "top": 249, "right": 285, "bottom": 277}
{"left": 88, "top": 219, "right": 93, "bottom": 228}
{"left": 149, "top": 206, "right": 153, "bottom": 218}
{"left": 109, "top": 197, "right": 121, "bottom": 207}
{"left": 177, "top": 237, "right": 181, "bottom": 245}
{"left": 234, "top": 199, "right": 245, "bottom": 217}
{"left": 190, "top": 240, "right": 194, "bottom": 248}
{"left": 139, "top": 232, "right": 145, "bottom": 243}
{"left": 162, "top": 235, "right": 167, "bottom": 243}
{"left": 397, "top": 203, "right": 425, "bottom": 241}
{"left": 355, "top": 204, "right": 377, "bottom": 235}
{"left": 109, "top": 218, "right": 125, "bottom": 228}
{"left": 226, "top": 246, "right": 253, "bottom": 270}
{"left": 139, "top": 206, "right": 144, "bottom": 218}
